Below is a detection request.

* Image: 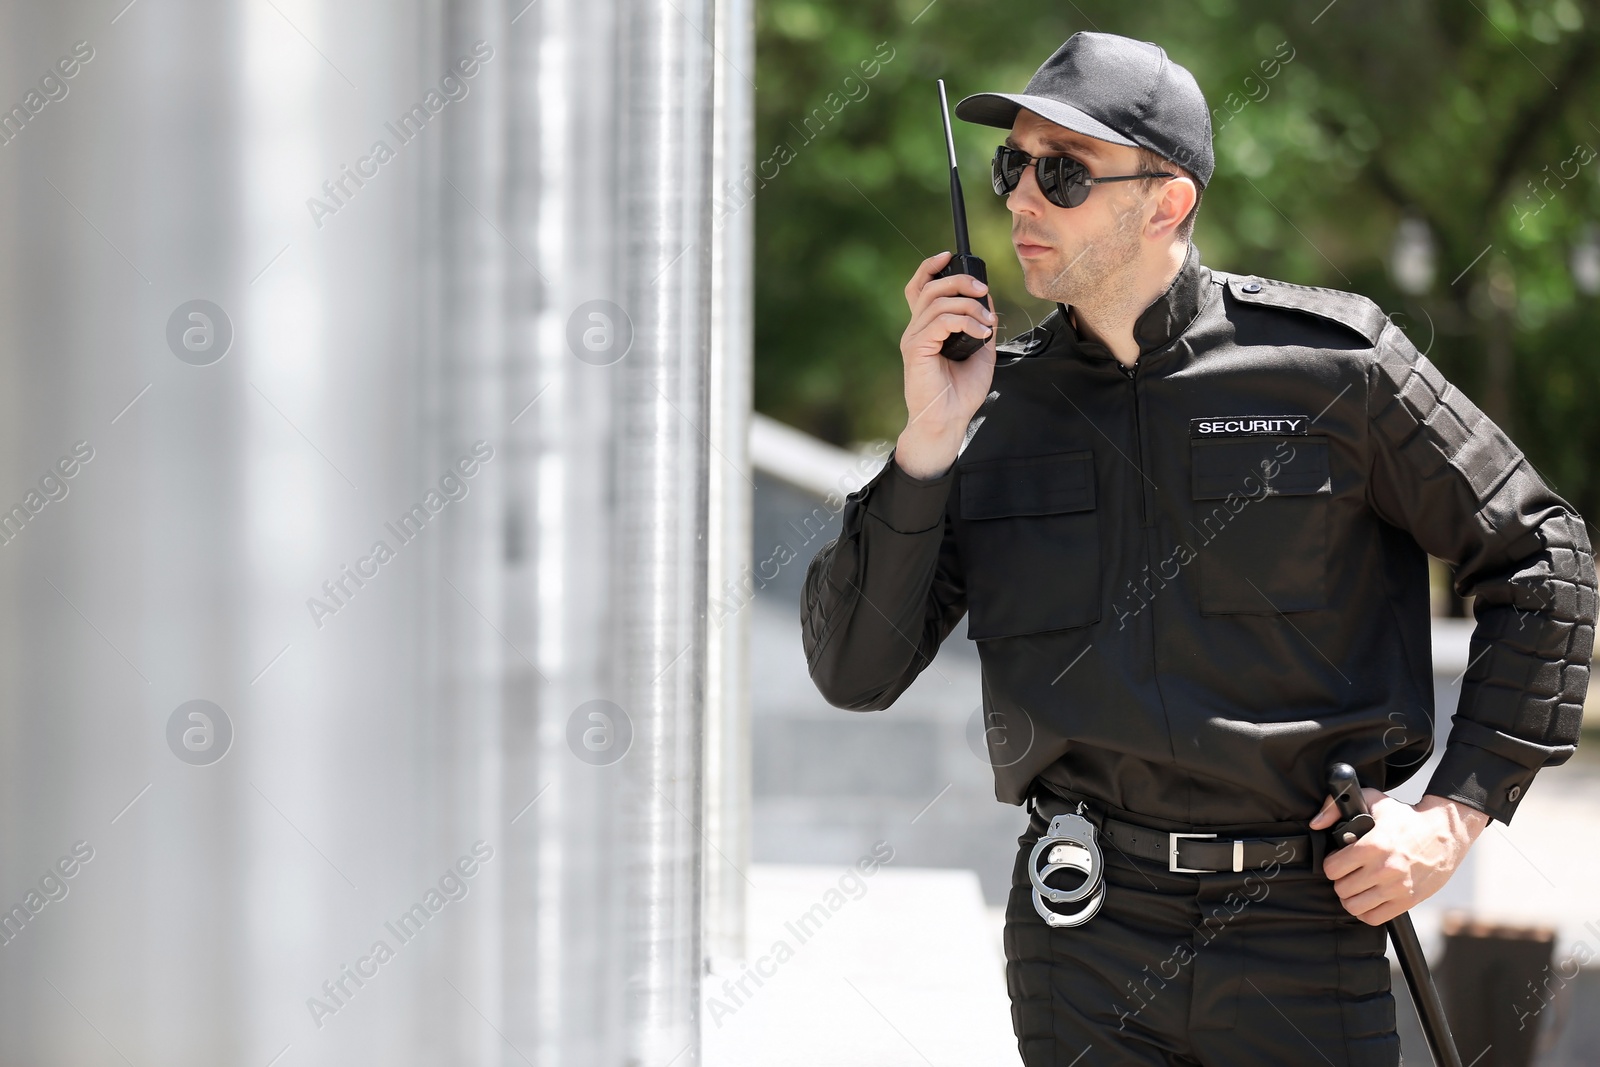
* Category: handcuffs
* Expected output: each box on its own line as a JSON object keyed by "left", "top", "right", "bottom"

{"left": 1028, "top": 801, "right": 1106, "bottom": 927}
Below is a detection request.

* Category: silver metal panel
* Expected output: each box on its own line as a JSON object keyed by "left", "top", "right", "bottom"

{"left": 0, "top": 1, "right": 723, "bottom": 1063}
{"left": 704, "top": 0, "right": 755, "bottom": 970}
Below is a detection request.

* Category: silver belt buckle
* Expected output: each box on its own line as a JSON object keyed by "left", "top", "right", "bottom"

{"left": 1168, "top": 831, "right": 1219, "bottom": 873}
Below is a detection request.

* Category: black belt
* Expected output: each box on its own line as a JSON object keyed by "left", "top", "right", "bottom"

{"left": 1100, "top": 814, "right": 1321, "bottom": 873}
{"left": 1032, "top": 791, "right": 1324, "bottom": 874}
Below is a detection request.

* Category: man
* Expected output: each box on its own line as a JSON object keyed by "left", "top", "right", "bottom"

{"left": 800, "top": 30, "right": 1596, "bottom": 1067}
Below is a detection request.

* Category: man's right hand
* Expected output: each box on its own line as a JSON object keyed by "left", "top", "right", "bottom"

{"left": 895, "top": 250, "right": 999, "bottom": 480}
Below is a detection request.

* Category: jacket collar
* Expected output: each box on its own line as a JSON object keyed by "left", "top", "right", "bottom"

{"left": 1053, "top": 240, "right": 1210, "bottom": 361}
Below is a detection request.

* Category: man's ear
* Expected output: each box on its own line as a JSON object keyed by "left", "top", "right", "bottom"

{"left": 1146, "top": 176, "right": 1197, "bottom": 240}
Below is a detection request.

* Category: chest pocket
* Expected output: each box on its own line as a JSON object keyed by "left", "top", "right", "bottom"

{"left": 956, "top": 450, "right": 1100, "bottom": 639}
{"left": 1190, "top": 436, "right": 1330, "bottom": 614}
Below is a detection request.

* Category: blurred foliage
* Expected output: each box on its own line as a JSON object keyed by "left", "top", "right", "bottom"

{"left": 751, "top": 0, "right": 1600, "bottom": 522}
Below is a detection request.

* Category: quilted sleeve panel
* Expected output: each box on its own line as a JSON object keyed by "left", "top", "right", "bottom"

{"left": 1366, "top": 322, "right": 1597, "bottom": 823}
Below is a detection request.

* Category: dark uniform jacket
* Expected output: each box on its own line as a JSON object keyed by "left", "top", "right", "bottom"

{"left": 800, "top": 241, "right": 1596, "bottom": 826}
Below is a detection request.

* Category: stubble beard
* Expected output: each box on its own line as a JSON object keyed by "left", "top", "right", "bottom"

{"left": 1023, "top": 196, "right": 1149, "bottom": 323}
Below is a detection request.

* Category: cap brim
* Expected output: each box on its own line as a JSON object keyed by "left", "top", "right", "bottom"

{"left": 953, "top": 92, "right": 1138, "bottom": 148}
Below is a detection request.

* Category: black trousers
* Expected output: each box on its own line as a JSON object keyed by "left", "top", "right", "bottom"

{"left": 1006, "top": 793, "right": 1401, "bottom": 1067}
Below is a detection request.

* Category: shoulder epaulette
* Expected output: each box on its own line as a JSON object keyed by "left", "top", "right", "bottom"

{"left": 1212, "top": 270, "right": 1390, "bottom": 347}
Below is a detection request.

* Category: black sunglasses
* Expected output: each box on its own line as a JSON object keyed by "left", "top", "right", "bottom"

{"left": 991, "top": 145, "right": 1174, "bottom": 209}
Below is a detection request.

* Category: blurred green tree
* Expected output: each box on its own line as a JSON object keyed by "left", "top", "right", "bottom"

{"left": 752, "top": 0, "right": 1600, "bottom": 523}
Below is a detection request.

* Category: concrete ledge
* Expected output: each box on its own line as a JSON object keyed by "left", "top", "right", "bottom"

{"left": 749, "top": 412, "right": 887, "bottom": 499}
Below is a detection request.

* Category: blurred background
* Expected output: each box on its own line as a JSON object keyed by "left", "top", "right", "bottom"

{"left": 0, "top": 0, "right": 1596, "bottom": 1065}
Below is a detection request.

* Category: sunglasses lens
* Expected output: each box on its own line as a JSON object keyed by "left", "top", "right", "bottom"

{"left": 992, "top": 147, "right": 1024, "bottom": 195}
{"left": 1040, "top": 156, "right": 1090, "bottom": 209}
{"left": 992, "top": 148, "right": 1092, "bottom": 208}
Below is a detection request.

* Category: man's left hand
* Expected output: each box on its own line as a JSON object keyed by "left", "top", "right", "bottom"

{"left": 1308, "top": 789, "right": 1490, "bottom": 926}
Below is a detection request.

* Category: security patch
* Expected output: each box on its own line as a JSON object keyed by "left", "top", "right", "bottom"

{"left": 1190, "top": 415, "right": 1309, "bottom": 438}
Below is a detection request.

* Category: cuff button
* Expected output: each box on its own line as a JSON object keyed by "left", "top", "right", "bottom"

{"left": 1507, "top": 785, "right": 1523, "bottom": 802}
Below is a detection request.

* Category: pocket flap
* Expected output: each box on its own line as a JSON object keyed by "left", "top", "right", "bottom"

{"left": 1192, "top": 437, "right": 1329, "bottom": 499}
{"left": 960, "top": 450, "right": 1095, "bottom": 519}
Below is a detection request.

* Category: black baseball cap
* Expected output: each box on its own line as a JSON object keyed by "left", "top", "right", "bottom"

{"left": 954, "top": 31, "right": 1214, "bottom": 189}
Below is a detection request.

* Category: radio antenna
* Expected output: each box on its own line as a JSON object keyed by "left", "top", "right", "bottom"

{"left": 937, "top": 79, "right": 971, "bottom": 258}
{"left": 931, "top": 79, "right": 989, "bottom": 362}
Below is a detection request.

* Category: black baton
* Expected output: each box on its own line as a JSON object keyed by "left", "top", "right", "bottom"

{"left": 1326, "top": 763, "right": 1463, "bottom": 1067}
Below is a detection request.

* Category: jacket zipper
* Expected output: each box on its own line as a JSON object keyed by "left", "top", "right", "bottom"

{"left": 1121, "top": 360, "right": 1149, "bottom": 526}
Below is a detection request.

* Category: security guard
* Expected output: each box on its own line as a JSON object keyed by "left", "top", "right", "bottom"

{"left": 800, "top": 31, "right": 1597, "bottom": 1067}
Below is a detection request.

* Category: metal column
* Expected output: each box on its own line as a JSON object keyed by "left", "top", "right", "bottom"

{"left": 704, "top": 0, "right": 756, "bottom": 972}
{"left": 0, "top": 0, "right": 722, "bottom": 1063}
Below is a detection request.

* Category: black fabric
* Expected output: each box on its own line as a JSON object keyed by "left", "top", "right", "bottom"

{"left": 800, "top": 240, "right": 1596, "bottom": 826}
{"left": 955, "top": 31, "right": 1215, "bottom": 188}
{"left": 1007, "top": 800, "right": 1400, "bottom": 1066}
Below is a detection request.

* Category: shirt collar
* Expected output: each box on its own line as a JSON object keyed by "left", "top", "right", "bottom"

{"left": 1053, "top": 241, "right": 1210, "bottom": 361}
